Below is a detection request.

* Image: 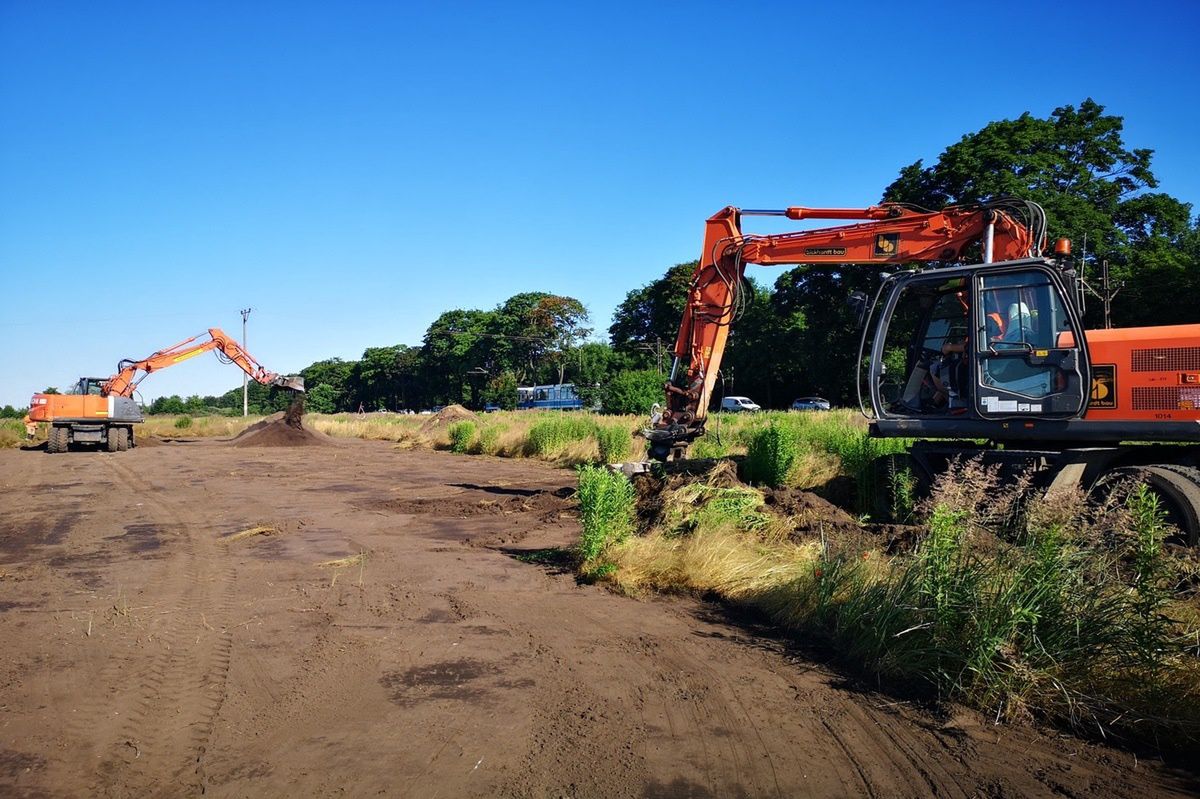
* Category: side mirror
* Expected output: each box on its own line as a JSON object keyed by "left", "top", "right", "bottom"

{"left": 847, "top": 291, "right": 869, "bottom": 329}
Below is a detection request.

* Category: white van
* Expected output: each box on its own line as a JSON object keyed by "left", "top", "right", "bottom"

{"left": 720, "top": 396, "right": 761, "bottom": 413}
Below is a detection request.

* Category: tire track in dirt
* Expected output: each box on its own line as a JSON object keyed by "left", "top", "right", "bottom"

{"left": 87, "top": 457, "right": 235, "bottom": 797}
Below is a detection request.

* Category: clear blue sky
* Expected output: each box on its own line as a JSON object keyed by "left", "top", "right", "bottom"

{"left": 2, "top": 1, "right": 1198, "bottom": 407}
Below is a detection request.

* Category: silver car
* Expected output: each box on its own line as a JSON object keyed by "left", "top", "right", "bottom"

{"left": 790, "top": 396, "right": 831, "bottom": 411}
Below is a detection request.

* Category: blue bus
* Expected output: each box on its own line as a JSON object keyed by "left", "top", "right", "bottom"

{"left": 517, "top": 383, "right": 585, "bottom": 410}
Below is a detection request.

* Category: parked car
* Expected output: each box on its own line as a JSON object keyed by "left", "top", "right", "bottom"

{"left": 720, "top": 396, "right": 761, "bottom": 413}
{"left": 790, "top": 396, "right": 831, "bottom": 411}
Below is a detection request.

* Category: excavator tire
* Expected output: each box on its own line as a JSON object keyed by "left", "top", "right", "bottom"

{"left": 1095, "top": 465, "right": 1200, "bottom": 547}
{"left": 114, "top": 426, "right": 130, "bottom": 452}
{"left": 47, "top": 426, "right": 68, "bottom": 454}
{"left": 106, "top": 427, "right": 120, "bottom": 452}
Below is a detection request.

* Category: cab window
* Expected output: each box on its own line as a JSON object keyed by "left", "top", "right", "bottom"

{"left": 977, "top": 271, "right": 1073, "bottom": 399}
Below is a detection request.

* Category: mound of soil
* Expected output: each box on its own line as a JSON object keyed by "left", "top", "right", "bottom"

{"left": 632, "top": 457, "right": 865, "bottom": 539}
{"left": 419, "top": 404, "right": 479, "bottom": 434}
{"left": 232, "top": 398, "right": 330, "bottom": 448}
{"left": 761, "top": 487, "right": 861, "bottom": 535}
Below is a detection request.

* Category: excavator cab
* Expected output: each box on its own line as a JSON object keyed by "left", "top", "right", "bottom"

{"left": 70, "top": 378, "right": 108, "bottom": 396}
{"left": 862, "top": 258, "right": 1092, "bottom": 439}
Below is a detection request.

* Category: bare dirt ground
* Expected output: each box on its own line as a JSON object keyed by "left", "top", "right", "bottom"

{"left": 1, "top": 438, "right": 1196, "bottom": 798}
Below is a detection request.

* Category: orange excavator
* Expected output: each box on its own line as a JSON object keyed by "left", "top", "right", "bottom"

{"left": 649, "top": 198, "right": 1200, "bottom": 543}
{"left": 26, "top": 328, "right": 304, "bottom": 453}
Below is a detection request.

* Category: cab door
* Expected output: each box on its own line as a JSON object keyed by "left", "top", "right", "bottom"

{"left": 972, "top": 266, "right": 1090, "bottom": 419}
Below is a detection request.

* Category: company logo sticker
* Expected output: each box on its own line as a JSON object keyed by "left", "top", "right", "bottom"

{"left": 874, "top": 233, "right": 899, "bottom": 257}
{"left": 1090, "top": 364, "right": 1117, "bottom": 408}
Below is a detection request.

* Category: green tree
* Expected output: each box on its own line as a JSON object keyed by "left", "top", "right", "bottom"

{"left": 601, "top": 369, "right": 664, "bottom": 415}
{"left": 491, "top": 292, "right": 590, "bottom": 383}
{"left": 305, "top": 383, "right": 338, "bottom": 414}
{"left": 351, "top": 345, "right": 421, "bottom": 411}
{"left": 148, "top": 395, "right": 186, "bottom": 414}
{"left": 482, "top": 371, "right": 519, "bottom": 410}
{"left": 883, "top": 98, "right": 1197, "bottom": 327}
{"left": 422, "top": 309, "right": 494, "bottom": 406}
{"left": 301, "top": 358, "right": 355, "bottom": 411}
{"left": 43, "top": 387, "right": 60, "bottom": 395}
{"left": 609, "top": 261, "right": 695, "bottom": 362}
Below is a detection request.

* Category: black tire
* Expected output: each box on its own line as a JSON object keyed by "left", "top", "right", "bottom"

{"left": 114, "top": 427, "right": 130, "bottom": 452}
{"left": 47, "top": 426, "right": 69, "bottom": 454}
{"left": 106, "top": 426, "right": 120, "bottom": 452}
{"left": 1097, "top": 465, "right": 1200, "bottom": 547}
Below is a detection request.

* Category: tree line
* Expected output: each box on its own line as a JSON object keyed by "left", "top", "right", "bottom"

{"left": 147, "top": 99, "right": 1196, "bottom": 417}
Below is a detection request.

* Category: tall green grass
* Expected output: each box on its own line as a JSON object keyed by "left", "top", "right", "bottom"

{"left": 738, "top": 411, "right": 909, "bottom": 511}
{"left": 447, "top": 421, "right": 476, "bottom": 453}
{"left": 0, "top": 418, "right": 27, "bottom": 449}
{"left": 527, "top": 415, "right": 597, "bottom": 456}
{"left": 743, "top": 421, "right": 800, "bottom": 487}
{"left": 595, "top": 424, "right": 633, "bottom": 463}
{"left": 576, "top": 465, "right": 636, "bottom": 564}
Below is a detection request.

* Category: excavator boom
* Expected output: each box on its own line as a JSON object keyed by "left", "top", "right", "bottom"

{"left": 104, "top": 327, "right": 304, "bottom": 396}
{"left": 649, "top": 199, "right": 1045, "bottom": 458}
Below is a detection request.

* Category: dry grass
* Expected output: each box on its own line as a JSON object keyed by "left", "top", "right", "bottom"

{"left": 141, "top": 414, "right": 260, "bottom": 439}
{"left": 224, "top": 524, "right": 278, "bottom": 542}
{"left": 611, "top": 526, "right": 821, "bottom": 599}
{"left": 317, "top": 553, "right": 368, "bottom": 569}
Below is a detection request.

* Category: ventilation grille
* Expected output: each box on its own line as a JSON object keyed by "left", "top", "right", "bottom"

{"left": 1131, "top": 347, "right": 1200, "bottom": 372}
{"left": 1131, "top": 387, "right": 1198, "bottom": 411}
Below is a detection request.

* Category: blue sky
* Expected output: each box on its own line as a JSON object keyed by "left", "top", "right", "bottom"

{"left": 2, "top": 1, "right": 1198, "bottom": 407}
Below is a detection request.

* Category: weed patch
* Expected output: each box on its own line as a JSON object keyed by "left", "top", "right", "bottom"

{"left": 595, "top": 424, "right": 633, "bottom": 463}
{"left": 447, "top": 421, "right": 476, "bottom": 453}
{"left": 576, "top": 465, "right": 636, "bottom": 563}
{"left": 528, "top": 415, "right": 597, "bottom": 456}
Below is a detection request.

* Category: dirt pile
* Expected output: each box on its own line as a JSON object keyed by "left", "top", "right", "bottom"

{"left": 419, "top": 404, "right": 478, "bottom": 434}
{"left": 633, "top": 457, "right": 864, "bottom": 538}
{"left": 232, "top": 398, "right": 330, "bottom": 448}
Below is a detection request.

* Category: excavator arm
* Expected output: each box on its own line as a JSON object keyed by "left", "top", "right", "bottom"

{"left": 103, "top": 328, "right": 305, "bottom": 397}
{"left": 648, "top": 199, "right": 1045, "bottom": 458}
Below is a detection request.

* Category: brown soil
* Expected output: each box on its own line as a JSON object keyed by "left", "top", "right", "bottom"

{"left": 419, "top": 403, "right": 478, "bottom": 433}
{"left": 762, "top": 486, "right": 861, "bottom": 535}
{"left": 0, "top": 443, "right": 1195, "bottom": 798}
{"left": 232, "top": 399, "right": 329, "bottom": 448}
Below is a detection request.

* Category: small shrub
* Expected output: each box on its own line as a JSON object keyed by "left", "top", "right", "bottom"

{"left": 476, "top": 424, "right": 503, "bottom": 455}
{"left": 576, "top": 465, "right": 636, "bottom": 563}
{"left": 447, "top": 421, "right": 476, "bottom": 453}
{"left": 595, "top": 424, "right": 633, "bottom": 463}
{"left": 174, "top": 416, "right": 193, "bottom": 429}
{"left": 527, "top": 414, "right": 596, "bottom": 456}
{"left": 743, "top": 421, "right": 800, "bottom": 487}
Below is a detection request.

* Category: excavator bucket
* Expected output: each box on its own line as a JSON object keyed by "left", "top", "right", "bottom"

{"left": 274, "top": 375, "right": 306, "bottom": 393}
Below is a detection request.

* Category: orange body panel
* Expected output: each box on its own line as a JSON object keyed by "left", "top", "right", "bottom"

{"left": 26, "top": 394, "right": 110, "bottom": 423}
{"left": 1072, "top": 324, "right": 1200, "bottom": 423}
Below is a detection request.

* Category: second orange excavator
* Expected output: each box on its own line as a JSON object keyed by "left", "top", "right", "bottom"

{"left": 26, "top": 328, "right": 304, "bottom": 453}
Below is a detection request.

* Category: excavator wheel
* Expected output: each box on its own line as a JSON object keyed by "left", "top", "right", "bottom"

{"left": 114, "top": 427, "right": 130, "bottom": 452}
{"left": 47, "top": 426, "right": 69, "bottom": 454}
{"left": 1094, "top": 465, "right": 1200, "bottom": 547}
{"left": 106, "top": 428, "right": 121, "bottom": 452}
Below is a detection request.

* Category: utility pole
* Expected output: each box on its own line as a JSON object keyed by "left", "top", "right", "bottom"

{"left": 240, "top": 307, "right": 253, "bottom": 416}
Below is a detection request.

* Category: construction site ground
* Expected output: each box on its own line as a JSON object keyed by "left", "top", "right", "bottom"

{"left": 1, "top": 438, "right": 1197, "bottom": 798}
